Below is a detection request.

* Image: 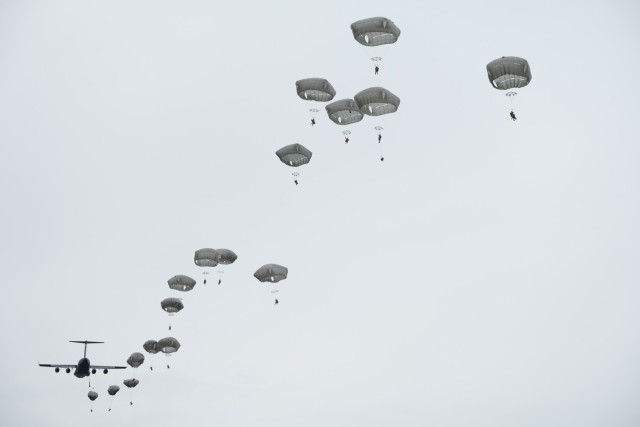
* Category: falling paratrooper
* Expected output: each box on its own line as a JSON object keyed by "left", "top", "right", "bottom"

{"left": 254, "top": 264, "right": 288, "bottom": 305}
{"left": 160, "top": 298, "right": 184, "bottom": 331}
{"left": 486, "top": 56, "right": 532, "bottom": 121}
{"left": 123, "top": 378, "right": 139, "bottom": 406}
{"left": 194, "top": 249, "right": 219, "bottom": 284}
{"left": 157, "top": 337, "right": 181, "bottom": 369}
{"left": 107, "top": 385, "right": 120, "bottom": 412}
{"left": 276, "top": 143, "right": 312, "bottom": 186}
{"left": 143, "top": 340, "right": 159, "bottom": 371}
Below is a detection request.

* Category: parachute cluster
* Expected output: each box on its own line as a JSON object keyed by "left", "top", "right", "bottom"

{"left": 57, "top": 17, "right": 533, "bottom": 414}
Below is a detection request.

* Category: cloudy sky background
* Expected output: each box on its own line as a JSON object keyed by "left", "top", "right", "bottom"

{"left": 1, "top": 0, "right": 639, "bottom": 426}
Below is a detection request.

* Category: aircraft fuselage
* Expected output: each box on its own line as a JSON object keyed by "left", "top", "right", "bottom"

{"left": 74, "top": 358, "right": 90, "bottom": 378}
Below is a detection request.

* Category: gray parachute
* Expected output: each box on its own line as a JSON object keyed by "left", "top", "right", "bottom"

{"left": 215, "top": 249, "right": 238, "bottom": 265}
{"left": 194, "top": 248, "right": 219, "bottom": 267}
{"left": 486, "top": 56, "right": 532, "bottom": 90}
{"left": 123, "top": 378, "right": 139, "bottom": 388}
{"left": 88, "top": 390, "right": 98, "bottom": 401}
{"left": 161, "top": 298, "right": 184, "bottom": 314}
{"left": 351, "top": 17, "right": 401, "bottom": 47}
{"left": 108, "top": 385, "right": 120, "bottom": 396}
{"left": 127, "top": 352, "right": 145, "bottom": 368}
{"left": 254, "top": 264, "right": 288, "bottom": 283}
{"left": 167, "top": 275, "right": 196, "bottom": 292}
{"left": 354, "top": 87, "right": 400, "bottom": 116}
{"left": 325, "top": 99, "right": 364, "bottom": 125}
{"left": 276, "top": 144, "right": 312, "bottom": 167}
{"left": 143, "top": 340, "right": 159, "bottom": 354}
{"left": 157, "top": 337, "right": 181, "bottom": 354}
{"left": 295, "top": 78, "right": 336, "bottom": 102}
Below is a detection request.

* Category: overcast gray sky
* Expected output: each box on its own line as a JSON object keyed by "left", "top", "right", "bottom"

{"left": 1, "top": 0, "right": 639, "bottom": 426}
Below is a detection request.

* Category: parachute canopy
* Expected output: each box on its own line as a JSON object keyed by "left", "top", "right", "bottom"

{"left": 325, "top": 99, "right": 364, "bottom": 125}
{"left": 161, "top": 298, "right": 184, "bottom": 314}
{"left": 127, "top": 352, "right": 145, "bottom": 368}
{"left": 157, "top": 337, "right": 181, "bottom": 354}
{"left": 295, "top": 78, "right": 336, "bottom": 102}
{"left": 351, "top": 17, "right": 401, "bottom": 47}
{"left": 167, "top": 275, "right": 196, "bottom": 292}
{"left": 486, "top": 56, "right": 532, "bottom": 90}
{"left": 216, "top": 249, "right": 238, "bottom": 265}
{"left": 194, "top": 248, "right": 219, "bottom": 267}
{"left": 354, "top": 87, "right": 400, "bottom": 116}
{"left": 123, "top": 378, "right": 139, "bottom": 388}
{"left": 88, "top": 390, "right": 98, "bottom": 401}
{"left": 108, "top": 385, "right": 120, "bottom": 396}
{"left": 254, "top": 264, "right": 288, "bottom": 283}
{"left": 143, "top": 340, "right": 159, "bottom": 354}
{"left": 276, "top": 144, "right": 312, "bottom": 167}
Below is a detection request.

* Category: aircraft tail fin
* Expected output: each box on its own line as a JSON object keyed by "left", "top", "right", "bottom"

{"left": 70, "top": 340, "right": 104, "bottom": 358}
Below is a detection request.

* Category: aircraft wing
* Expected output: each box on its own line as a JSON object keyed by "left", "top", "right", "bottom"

{"left": 91, "top": 365, "right": 127, "bottom": 369}
{"left": 39, "top": 363, "right": 76, "bottom": 369}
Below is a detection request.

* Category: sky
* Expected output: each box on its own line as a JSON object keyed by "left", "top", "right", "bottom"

{"left": 1, "top": 0, "right": 640, "bottom": 426}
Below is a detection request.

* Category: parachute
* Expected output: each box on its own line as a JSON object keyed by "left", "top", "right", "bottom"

{"left": 143, "top": 339, "right": 159, "bottom": 370}
{"left": 254, "top": 264, "right": 288, "bottom": 283}
{"left": 127, "top": 352, "right": 145, "bottom": 372}
{"left": 167, "top": 275, "right": 196, "bottom": 291}
{"left": 157, "top": 337, "right": 181, "bottom": 369}
{"left": 107, "top": 385, "right": 120, "bottom": 411}
{"left": 351, "top": 17, "right": 401, "bottom": 46}
{"left": 325, "top": 99, "right": 364, "bottom": 125}
{"left": 486, "top": 56, "right": 532, "bottom": 90}
{"left": 354, "top": 87, "right": 400, "bottom": 116}
{"left": 88, "top": 390, "right": 98, "bottom": 412}
{"left": 486, "top": 56, "right": 532, "bottom": 119}
{"left": 123, "top": 378, "right": 139, "bottom": 406}
{"left": 276, "top": 144, "right": 312, "bottom": 186}
{"left": 194, "top": 249, "right": 219, "bottom": 284}
{"left": 161, "top": 298, "right": 184, "bottom": 330}
{"left": 295, "top": 78, "right": 336, "bottom": 102}
{"left": 215, "top": 249, "right": 237, "bottom": 284}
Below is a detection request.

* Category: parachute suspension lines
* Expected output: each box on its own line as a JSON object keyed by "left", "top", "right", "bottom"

{"left": 291, "top": 171, "right": 299, "bottom": 186}
{"left": 309, "top": 108, "right": 319, "bottom": 126}
{"left": 375, "top": 126, "right": 384, "bottom": 161}
{"left": 217, "top": 269, "right": 224, "bottom": 285}
{"left": 506, "top": 92, "right": 517, "bottom": 120}
{"left": 371, "top": 57, "right": 382, "bottom": 75}
{"left": 342, "top": 130, "right": 351, "bottom": 144}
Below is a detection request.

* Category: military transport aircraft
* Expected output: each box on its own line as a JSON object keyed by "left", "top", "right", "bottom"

{"left": 39, "top": 340, "right": 127, "bottom": 378}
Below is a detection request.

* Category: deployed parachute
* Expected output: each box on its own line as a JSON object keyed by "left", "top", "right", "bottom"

{"left": 215, "top": 249, "right": 237, "bottom": 284}
{"left": 161, "top": 298, "right": 184, "bottom": 330}
{"left": 486, "top": 56, "right": 532, "bottom": 119}
{"left": 486, "top": 56, "right": 532, "bottom": 90}
{"left": 107, "top": 385, "right": 120, "bottom": 411}
{"left": 143, "top": 340, "right": 159, "bottom": 370}
{"left": 157, "top": 337, "right": 181, "bottom": 369}
{"left": 351, "top": 17, "right": 401, "bottom": 46}
{"left": 123, "top": 378, "right": 139, "bottom": 405}
{"left": 295, "top": 78, "right": 336, "bottom": 102}
{"left": 354, "top": 87, "right": 400, "bottom": 116}
{"left": 325, "top": 99, "right": 364, "bottom": 126}
{"left": 276, "top": 144, "right": 312, "bottom": 185}
{"left": 194, "top": 248, "right": 219, "bottom": 284}
{"left": 255, "top": 264, "right": 288, "bottom": 304}
{"left": 88, "top": 390, "right": 98, "bottom": 412}
{"left": 254, "top": 264, "right": 288, "bottom": 283}
{"left": 127, "top": 352, "right": 145, "bottom": 374}
{"left": 168, "top": 274, "right": 196, "bottom": 291}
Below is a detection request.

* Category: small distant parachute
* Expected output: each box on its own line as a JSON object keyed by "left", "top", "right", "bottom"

{"left": 143, "top": 339, "right": 159, "bottom": 370}
{"left": 254, "top": 264, "right": 288, "bottom": 283}
{"left": 161, "top": 298, "right": 184, "bottom": 330}
{"left": 194, "top": 248, "right": 220, "bottom": 284}
{"left": 354, "top": 87, "right": 400, "bottom": 116}
{"left": 215, "top": 249, "right": 238, "bottom": 265}
{"left": 88, "top": 390, "right": 98, "bottom": 412}
{"left": 107, "top": 385, "right": 120, "bottom": 411}
{"left": 167, "top": 275, "right": 196, "bottom": 292}
{"left": 351, "top": 17, "right": 401, "bottom": 46}
{"left": 276, "top": 144, "right": 312, "bottom": 186}
{"left": 295, "top": 78, "right": 336, "bottom": 102}
{"left": 325, "top": 99, "right": 364, "bottom": 126}
{"left": 157, "top": 337, "right": 181, "bottom": 369}
{"left": 486, "top": 56, "right": 532, "bottom": 119}
{"left": 123, "top": 378, "right": 139, "bottom": 406}
{"left": 486, "top": 56, "right": 532, "bottom": 90}
{"left": 127, "top": 352, "right": 145, "bottom": 372}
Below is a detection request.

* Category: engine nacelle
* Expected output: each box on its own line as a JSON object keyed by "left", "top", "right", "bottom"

{"left": 103, "top": 369, "right": 108, "bottom": 374}
{"left": 65, "top": 368, "right": 71, "bottom": 373}
{"left": 54, "top": 367, "right": 60, "bottom": 373}
{"left": 91, "top": 368, "right": 97, "bottom": 374}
